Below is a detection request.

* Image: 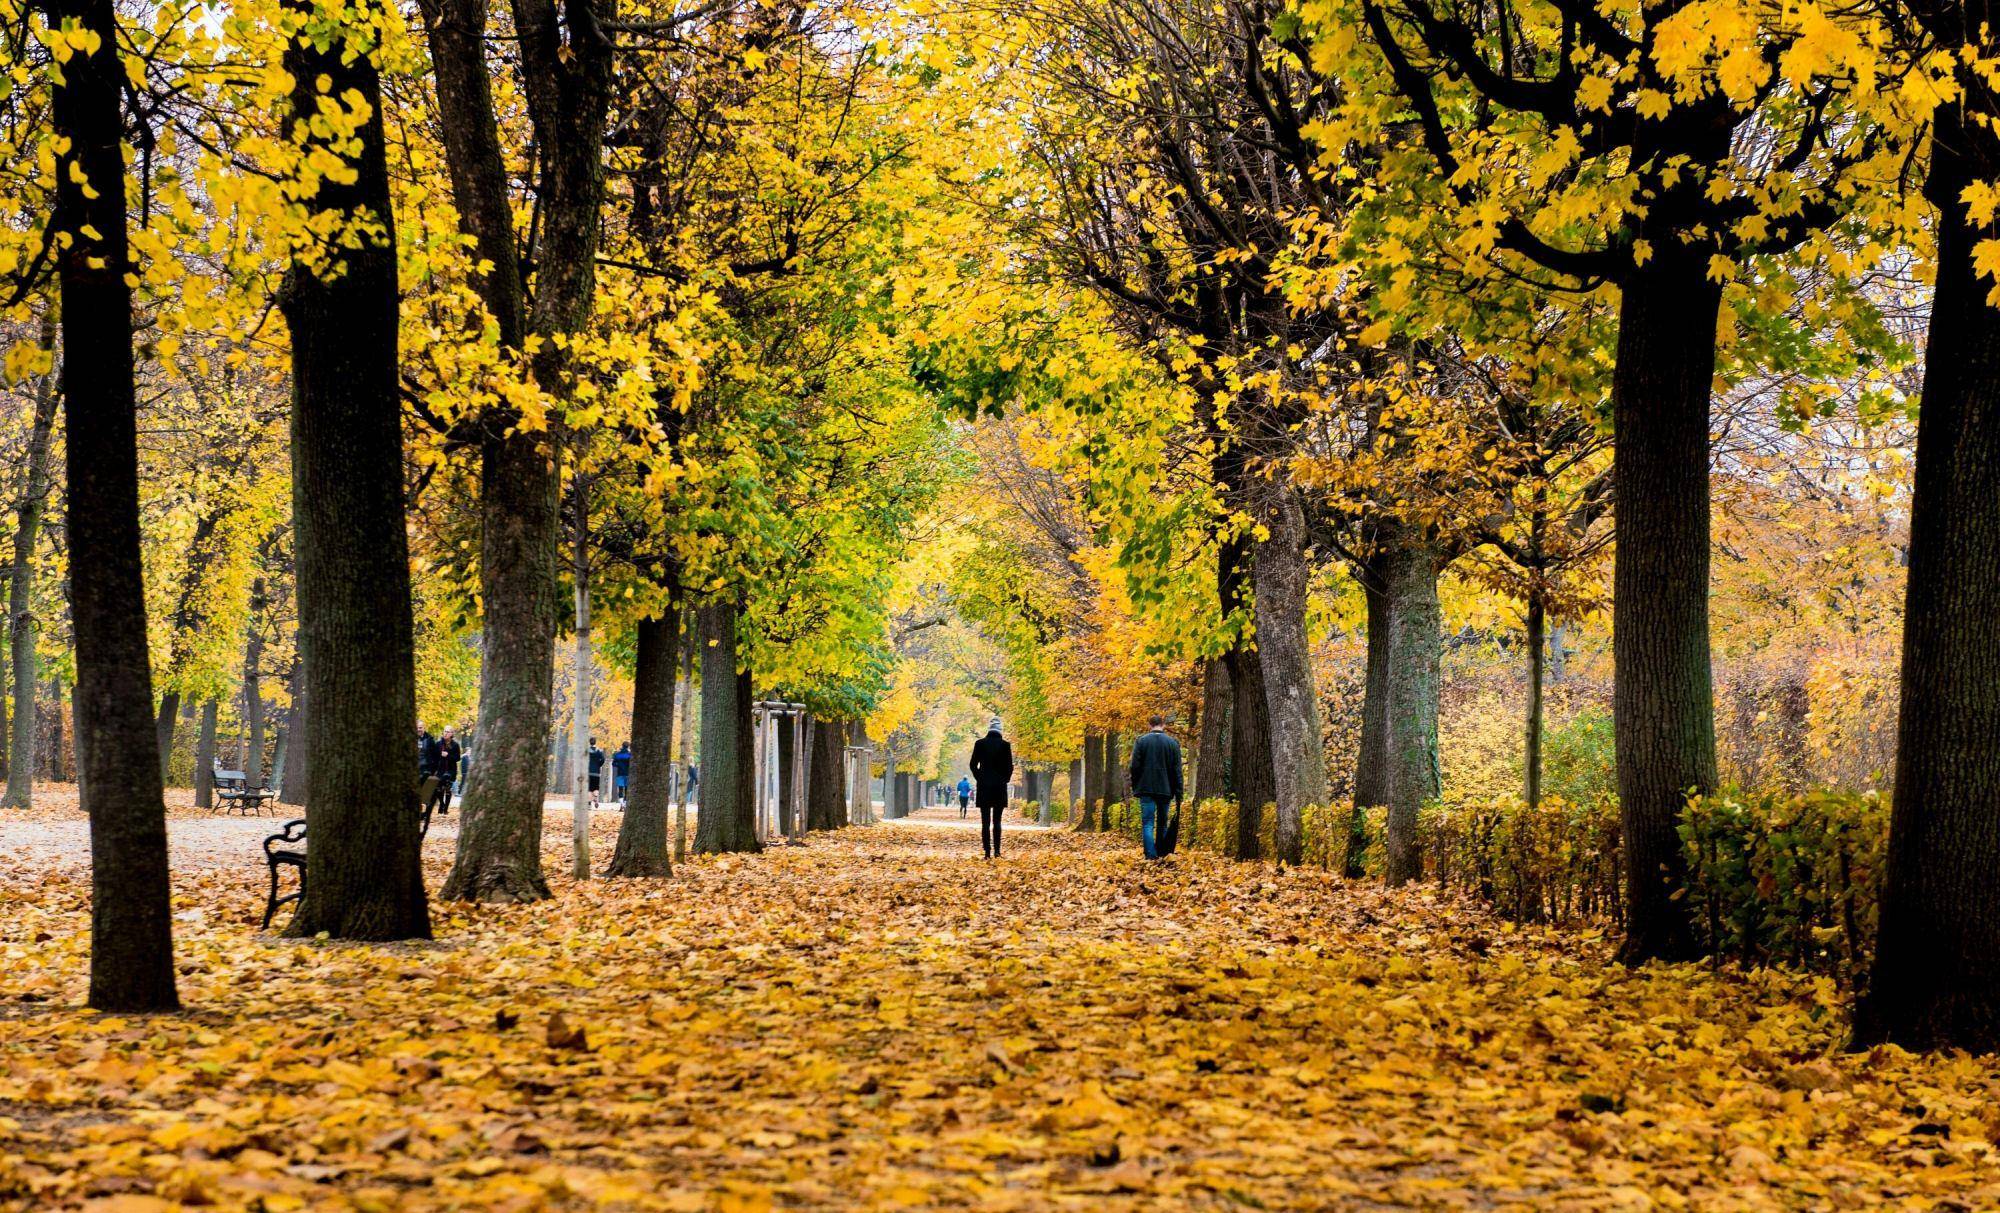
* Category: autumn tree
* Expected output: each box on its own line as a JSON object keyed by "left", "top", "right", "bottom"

{"left": 47, "top": 0, "right": 177, "bottom": 1009}
{"left": 274, "top": 0, "right": 430, "bottom": 939}
{"left": 1342, "top": 0, "right": 1906, "bottom": 959}
{"left": 1852, "top": 4, "right": 2000, "bottom": 1052}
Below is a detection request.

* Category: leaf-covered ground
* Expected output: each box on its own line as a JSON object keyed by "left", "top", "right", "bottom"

{"left": 3, "top": 801, "right": 1998, "bottom": 1211}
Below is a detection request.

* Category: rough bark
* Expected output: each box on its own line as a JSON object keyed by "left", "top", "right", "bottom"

{"left": 1345, "top": 584, "right": 1392, "bottom": 876}
{"left": 1067, "top": 756, "right": 1083, "bottom": 821}
{"left": 1611, "top": 255, "right": 1720, "bottom": 964}
{"left": 1218, "top": 532, "right": 1277, "bottom": 860}
{"left": 421, "top": 0, "right": 561, "bottom": 906}
{"left": 5, "top": 336, "right": 57, "bottom": 810}
{"left": 1193, "top": 656, "right": 1231, "bottom": 803}
{"left": 608, "top": 608, "right": 677, "bottom": 877}
{"left": 1079, "top": 732, "right": 1101, "bottom": 831}
{"left": 52, "top": 0, "right": 177, "bottom": 1009}
{"left": 277, "top": 8, "right": 430, "bottom": 939}
{"left": 807, "top": 715, "right": 846, "bottom": 831}
{"left": 694, "top": 599, "right": 758, "bottom": 853}
{"left": 1852, "top": 116, "right": 2000, "bottom": 1052}
{"left": 1381, "top": 539, "right": 1442, "bottom": 885}
{"left": 193, "top": 700, "right": 218, "bottom": 810}
{"left": 1252, "top": 487, "right": 1324, "bottom": 865}
{"left": 1103, "top": 731, "right": 1123, "bottom": 822}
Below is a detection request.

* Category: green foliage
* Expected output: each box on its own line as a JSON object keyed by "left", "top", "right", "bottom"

{"left": 1680, "top": 789, "right": 1887, "bottom": 985}
{"left": 1417, "top": 794, "right": 1624, "bottom": 927}
{"left": 1542, "top": 708, "right": 1617, "bottom": 805}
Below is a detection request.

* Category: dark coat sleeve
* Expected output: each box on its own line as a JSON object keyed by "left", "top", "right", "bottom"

{"left": 1170, "top": 737, "right": 1184, "bottom": 800}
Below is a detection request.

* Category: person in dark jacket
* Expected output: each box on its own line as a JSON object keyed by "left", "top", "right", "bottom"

{"left": 1128, "top": 715, "right": 1183, "bottom": 860}
{"left": 968, "top": 718, "right": 1014, "bottom": 859}
{"left": 588, "top": 739, "right": 606, "bottom": 807}
{"left": 427, "top": 727, "right": 463, "bottom": 817}
{"left": 612, "top": 742, "right": 632, "bottom": 804}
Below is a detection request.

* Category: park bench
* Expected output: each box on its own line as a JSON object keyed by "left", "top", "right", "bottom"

{"left": 262, "top": 819, "right": 307, "bottom": 929}
{"left": 213, "top": 767, "right": 275, "bottom": 814}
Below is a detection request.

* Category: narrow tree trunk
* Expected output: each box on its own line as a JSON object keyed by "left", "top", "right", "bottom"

{"left": 608, "top": 608, "right": 676, "bottom": 877}
{"left": 673, "top": 631, "right": 695, "bottom": 861}
{"left": 1252, "top": 487, "right": 1324, "bottom": 865}
{"left": 1549, "top": 624, "right": 1568, "bottom": 683}
{"left": 1382, "top": 539, "right": 1442, "bottom": 885}
{"left": 1067, "top": 755, "right": 1083, "bottom": 823}
{"left": 52, "top": 0, "right": 177, "bottom": 1009}
{"left": 1525, "top": 595, "right": 1546, "bottom": 810}
{"left": 1611, "top": 255, "right": 1720, "bottom": 963}
{"left": 1193, "top": 656, "right": 1231, "bottom": 802}
{"left": 1103, "top": 730, "right": 1123, "bottom": 826}
{"left": 3, "top": 340, "right": 54, "bottom": 810}
{"left": 568, "top": 477, "right": 592, "bottom": 881}
{"left": 807, "top": 714, "right": 846, "bottom": 830}
{"left": 694, "top": 599, "right": 758, "bottom": 852}
{"left": 1080, "top": 731, "right": 1101, "bottom": 831}
{"left": 193, "top": 700, "right": 218, "bottom": 810}
{"left": 1853, "top": 119, "right": 2000, "bottom": 1052}
{"left": 242, "top": 592, "right": 266, "bottom": 789}
{"left": 278, "top": 5, "right": 429, "bottom": 939}
{"left": 1344, "top": 583, "right": 1391, "bottom": 875}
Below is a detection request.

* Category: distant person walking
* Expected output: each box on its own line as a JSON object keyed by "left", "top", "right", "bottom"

{"left": 612, "top": 742, "right": 632, "bottom": 805}
{"left": 427, "top": 727, "right": 463, "bottom": 817}
{"left": 1129, "top": 715, "right": 1183, "bottom": 861}
{"left": 588, "top": 739, "right": 606, "bottom": 807}
{"left": 957, "top": 775, "right": 971, "bottom": 818}
{"left": 969, "top": 719, "right": 1013, "bottom": 859}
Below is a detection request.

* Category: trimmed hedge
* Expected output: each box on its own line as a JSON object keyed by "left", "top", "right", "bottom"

{"left": 1089, "top": 786, "right": 1887, "bottom": 982}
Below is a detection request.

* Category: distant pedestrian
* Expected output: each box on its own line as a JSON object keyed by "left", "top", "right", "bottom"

{"left": 588, "top": 739, "right": 606, "bottom": 807}
{"left": 957, "top": 775, "right": 971, "bottom": 818}
{"left": 612, "top": 742, "right": 632, "bottom": 805}
{"left": 427, "top": 727, "right": 463, "bottom": 818}
{"left": 418, "top": 726, "right": 436, "bottom": 778}
{"left": 1128, "top": 715, "right": 1183, "bottom": 861}
{"left": 969, "top": 718, "right": 1013, "bottom": 859}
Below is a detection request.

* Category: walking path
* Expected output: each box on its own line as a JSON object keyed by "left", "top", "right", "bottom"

{"left": 2, "top": 809, "right": 1993, "bottom": 1209}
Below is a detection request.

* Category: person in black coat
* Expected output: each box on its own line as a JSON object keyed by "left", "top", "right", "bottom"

{"left": 969, "top": 718, "right": 1014, "bottom": 859}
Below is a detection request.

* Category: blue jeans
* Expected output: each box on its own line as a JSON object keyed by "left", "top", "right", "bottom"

{"left": 1139, "top": 795, "right": 1171, "bottom": 859}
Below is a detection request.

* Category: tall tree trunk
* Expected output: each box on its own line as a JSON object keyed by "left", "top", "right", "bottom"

{"left": 52, "top": 0, "right": 177, "bottom": 1009}
{"left": 568, "top": 476, "right": 592, "bottom": 881}
{"left": 242, "top": 591, "right": 266, "bottom": 789}
{"left": 1080, "top": 731, "right": 1101, "bottom": 831}
{"left": 1067, "top": 755, "right": 1083, "bottom": 822}
{"left": 421, "top": 0, "right": 560, "bottom": 906}
{"left": 1611, "top": 255, "right": 1720, "bottom": 964}
{"left": 1218, "top": 531, "right": 1277, "bottom": 859}
{"left": 1193, "top": 656, "right": 1231, "bottom": 803}
{"left": 278, "top": 5, "right": 429, "bottom": 939}
{"left": 1251, "top": 487, "right": 1324, "bottom": 865}
{"left": 193, "top": 700, "right": 218, "bottom": 810}
{"left": 694, "top": 599, "right": 758, "bottom": 853}
{"left": 673, "top": 632, "right": 694, "bottom": 861}
{"left": 268, "top": 708, "right": 289, "bottom": 798}
{"left": 1103, "top": 730, "right": 1123, "bottom": 824}
{"left": 1852, "top": 116, "right": 2000, "bottom": 1052}
{"left": 608, "top": 608, "right": 676, "bottom": 876}
{"left": 1382, "top": 539, "right": 1441, "bottom": 885}
{"left": 1525, "top": 595, "right": 1546, "bottom": 810}
{"left": 807, "top": 715, "right": 846, "bottom": 830}
{"left": 5, "top": 334, "right": 57, "bottom": 810}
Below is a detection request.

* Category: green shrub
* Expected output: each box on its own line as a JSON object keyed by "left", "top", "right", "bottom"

{"left": 1542, "top": 708, "right": 1617, "bottom": 805}
{"left": 1679, "top": 788, "right": 1886, "bottom": 982}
